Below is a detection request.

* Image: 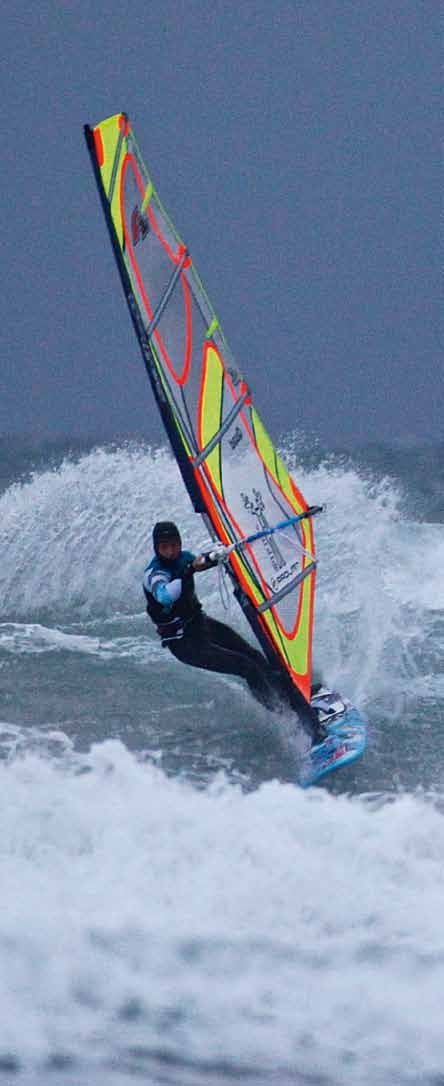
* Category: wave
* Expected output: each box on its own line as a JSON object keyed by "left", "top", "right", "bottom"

{"left": 0, "top": 736, "right": 443, "bottom": 1084}
{"left": 1, "top": 441, "right": 442, "bottom": 712}
{"left": 1, "top": 439, "right": 443, "bottom": 1083}
{"left": 0, "top": 620, "right": 162, "bottom": 666}
{"left": 0, "top": 442, "right": 194, "bottom": 622}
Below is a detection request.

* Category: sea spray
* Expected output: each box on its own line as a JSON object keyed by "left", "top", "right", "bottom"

{"left": 1, "top": 740, "right": 444, "bottom": 1083}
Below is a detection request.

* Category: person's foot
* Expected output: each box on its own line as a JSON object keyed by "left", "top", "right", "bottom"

{"left": 311, "top": 717, "right": 328, "bottom": 746}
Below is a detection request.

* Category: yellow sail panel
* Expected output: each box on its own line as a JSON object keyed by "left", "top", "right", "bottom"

{"left": 85, "top": 112, "right": 318, "bottom": 703}
{"left": 92, "top": 114, "right": 128, "bottom": 247}
{"left": 197, "top": 345, "right": 224, "bottom": 495}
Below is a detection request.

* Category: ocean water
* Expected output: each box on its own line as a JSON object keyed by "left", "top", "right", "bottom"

{"left": 0, "top": 436, "right": 443, "bottom": 1086}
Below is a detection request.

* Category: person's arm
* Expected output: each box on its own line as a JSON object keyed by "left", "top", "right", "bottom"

{"left": 154, "top": 579, "right": 182, "bottom": 605}
{"left": 179, "top": 549, "right": 221, "bottom": 580}
{"left": 144, "top": 569, "right": 182, "bottom": 607}
{"left": 191, "top": 553, "right": 219, "bottom": 573}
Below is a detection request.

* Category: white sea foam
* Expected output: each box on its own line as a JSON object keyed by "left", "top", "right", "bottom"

{"left": 0, "top": 444, "right": 195, "bottom": 621}
{"left": 1, "top": 443, "right": 442, "bottom": 622}
{"left": 1, "top": 444, "right": 443, "bottom": 1083}
{"left": 0, "top": 621, "right": 162, "bottom": 665}
{"left": 0, "top": 739, "right": 444, "bottom": 1083}
{"left": 283, "top": 455, "right": 444, "bottom": 711}
{"left": 1, "top": 443, "right": 443, "bottom": 740}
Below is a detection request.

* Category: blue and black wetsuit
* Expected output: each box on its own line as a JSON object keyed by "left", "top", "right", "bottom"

{"left": 143, "top": 550, "right": 202, "bottom": 642}
{"left": 143, "top": 550, "right": 285, "bottom": 710}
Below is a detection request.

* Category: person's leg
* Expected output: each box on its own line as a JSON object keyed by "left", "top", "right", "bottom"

{"left": 204, "top": 615, "right": 297, "bottom": 703}
{"left": 167, "top": 617, "right": 323, "bottom": 739}
{"left": 202, "top": 617, "right": 325, "bottom": 740}
{"left": 203, "top": 616, "right": 267, "bottom": 664}
{"left": 168, "top": 623, "right": 280, "bottom": 710}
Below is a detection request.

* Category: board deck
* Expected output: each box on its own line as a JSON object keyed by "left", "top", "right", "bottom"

{"left": 299, "top": 692, "right": 367, "bottom": 788}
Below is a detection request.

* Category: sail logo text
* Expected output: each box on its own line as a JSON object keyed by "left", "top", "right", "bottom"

{"left": 270, "top": 561, "right": 299, "bottom": 592}
{"left": 229, "top": 426, "right": 242, "bottom": 451}
{"left": 240, "top": 489, "right": 286, "bottom": 573}
{"left": 131, "top": 206, "right": 150, "bottom": 246}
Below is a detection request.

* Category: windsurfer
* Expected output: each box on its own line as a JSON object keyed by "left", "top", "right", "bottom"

{"left": 143, "top": 521, "right": 294, "bottom": 712}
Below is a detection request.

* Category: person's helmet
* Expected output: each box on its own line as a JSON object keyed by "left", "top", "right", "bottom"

{"left": 152, "top": 521, "right": 182, "bottom": 557}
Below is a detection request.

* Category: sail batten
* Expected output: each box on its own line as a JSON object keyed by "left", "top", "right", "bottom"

{"left": 85, "top": 112, "right": 317, "bottom": 702}
{"left": 193, "top": 389, "right": 250, "bottom": 467}
{"left": 257, "top": 562, "right": 316, "bottom": 613}
{"left": 146, "top": 249, "right": 189, "bottom": 339}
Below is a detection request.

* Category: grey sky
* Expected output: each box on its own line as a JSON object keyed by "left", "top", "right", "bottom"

{"left": 2, "top": 1, "right": 441, "bottom": 449}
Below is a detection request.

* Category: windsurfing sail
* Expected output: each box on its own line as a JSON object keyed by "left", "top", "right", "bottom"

{"left": 84, "top": 112, "right": 317, "bottom": 707}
